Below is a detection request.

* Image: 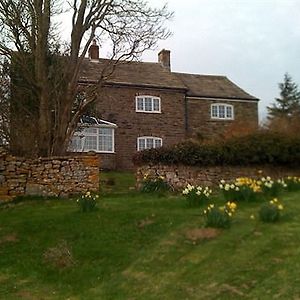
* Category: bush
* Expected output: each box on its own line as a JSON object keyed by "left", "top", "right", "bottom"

{"left": 77, "top": 192, "right": 99, "bottom": 212}
{"left": 259, "top": 198, "right": 283, "bottom": 223}
{"left": 133, "top": 131, "right": 300, "bottom": 167}
{"left": 182, "top": 184, "right": 212, "bottom": 207}
{"left": 203, "top": 202, "right": 237, "bottom": 228}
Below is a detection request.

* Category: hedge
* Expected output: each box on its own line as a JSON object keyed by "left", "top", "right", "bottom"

{"left": 133, "top": 132, "right": 300, "bottom": 167}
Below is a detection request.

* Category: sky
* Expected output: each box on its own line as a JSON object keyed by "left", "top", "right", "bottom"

{"left": 141, "top": 0, "right": 300, "bottom": 122}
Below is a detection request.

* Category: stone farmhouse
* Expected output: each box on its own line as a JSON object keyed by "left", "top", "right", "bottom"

{"left": 70, "top": 42, "right": 259, "bottom": 170}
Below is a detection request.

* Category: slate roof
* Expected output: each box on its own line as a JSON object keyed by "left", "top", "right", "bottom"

{"left": 79, "top": 58, "right": 258, "bottom": 101}
{"left": 174, "top": 73, "right": 258, "bottom": 101}
{"left": 80, "top": 59, "right": 186, "bottom": 90}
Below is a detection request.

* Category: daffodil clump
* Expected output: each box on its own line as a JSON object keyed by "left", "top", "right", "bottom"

{"left": 182, "top": 184, "right": 212, "bottom": 206}
{"left": 219, "top": 178, "right": 260, "bottom": 201}
{"left": 77, "top": 191, "right": 99, "bottom": 212}
{"left": 260, "top": 176, "right": 287, "bottom": 197}
{"left": 203, "top": 201, "right": 237, "bottom": 228}
{"left": 259, "top": 198, "right": 284, "bottom": 223}
{"left": 141, "top": 174, "right": 171, "bottom": 193}
{"left": 285, "top": 176, "right": 300, "bottom": 191}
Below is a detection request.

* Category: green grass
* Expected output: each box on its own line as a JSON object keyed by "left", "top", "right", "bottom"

{"left": 1, "top": 173, "right": 300, "bottom": 299}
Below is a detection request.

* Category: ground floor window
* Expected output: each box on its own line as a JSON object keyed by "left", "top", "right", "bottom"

{"left": 70, "top": 119, "right": 116, "bottom": 153}
{"left": 137, "top": 136, "right": 162, "bottom": 151}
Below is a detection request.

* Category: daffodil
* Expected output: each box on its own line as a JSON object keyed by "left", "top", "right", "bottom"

{"left": 278, "top": 204, "right": 283, "bottom": 210}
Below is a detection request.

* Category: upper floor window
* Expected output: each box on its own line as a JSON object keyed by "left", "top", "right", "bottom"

{"left": 211, "top": 104, "right": 234, "bottom": 120}
{"left": 136, "top": 95, "right": 161, "bottom": 113}
{"left": 137, "top": 136, "right": 162, "bottom": 151}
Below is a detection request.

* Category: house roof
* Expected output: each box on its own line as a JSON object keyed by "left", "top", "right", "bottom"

{"left": 79, "top": 59, "right": 187, "bottom": 90}
{"left": 174, "top": 73, "right": 258, "bottom": 101}
{"left": 79, "top": 58, "right": 258, "bottom": 101}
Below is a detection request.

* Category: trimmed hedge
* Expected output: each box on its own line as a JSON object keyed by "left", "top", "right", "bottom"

{"left": 133, "top": 132, "right": 300, "bottom": 167}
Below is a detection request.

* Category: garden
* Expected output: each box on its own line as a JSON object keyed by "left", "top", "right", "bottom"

{"left": 1, "top": 171, "right": 300, "bottom": 299}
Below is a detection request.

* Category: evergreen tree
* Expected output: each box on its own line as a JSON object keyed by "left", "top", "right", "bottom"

{"left": 268, "top": 73, "right": 300, "bottom": 119}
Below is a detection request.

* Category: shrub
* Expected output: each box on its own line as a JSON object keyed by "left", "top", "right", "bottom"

{"left": 133, "top": 131, "right": 300, "bottom": 167}
{"left": 77, "top": 192, "right": 99, "bottom": 212}
{"left": 203, "top": 202, "right": 237, "bottom": 228}
{"left": 259, "top": 198, "right": 283, "bottom": 223}
{"left": 141, "top": 175, "right": 171, "bottom": 193}
{"left": 182, "top": 184, "right": 212, "bottom": 207}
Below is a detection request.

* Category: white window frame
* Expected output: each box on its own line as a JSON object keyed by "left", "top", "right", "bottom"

{"left": 71, "top": 125, "right": 115, "bottom": 153}
{"left": 211, "top": 103, "right": 234, "bottom": 120}
{"left": 137, "top": 136, "right": 163, "bottom": 151}
{"left": 135, "top": 95, "right": 161, "bottom": 113}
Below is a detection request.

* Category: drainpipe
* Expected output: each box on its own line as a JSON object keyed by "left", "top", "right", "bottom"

{"left": 184, "top": 96, "right": 189, "bottom": 135}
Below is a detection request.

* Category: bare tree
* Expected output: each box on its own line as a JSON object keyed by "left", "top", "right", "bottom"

{"left": 0, "top": 0, "right": 172, "bottom": 156}
{"left": 0, "top": 58, "right": 10, "bottom": 146}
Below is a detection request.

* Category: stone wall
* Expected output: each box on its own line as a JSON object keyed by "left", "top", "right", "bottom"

{"left": 0, "top": 148, "right": 100, "bottom": 202}
{"left": 136, "top": 164, "right": 300, "bottom": 190}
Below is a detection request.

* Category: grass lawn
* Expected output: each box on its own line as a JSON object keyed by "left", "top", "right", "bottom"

{"left": 1, "top": 173, "right": 300, "bottom": 299}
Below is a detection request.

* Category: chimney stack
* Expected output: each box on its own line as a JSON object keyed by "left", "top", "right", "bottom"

{"left": 158, "top": 49, "right": 171, "bottom": 71}
{"left": 89, "top": 39, "right": 99, "bottom": 61}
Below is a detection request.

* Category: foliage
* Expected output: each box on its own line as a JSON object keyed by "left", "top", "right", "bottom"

{"left": 268, "top": 73, "right": 300, "bottom": 120}
{"left": 77, "top": 191, "right": 99, "bottom": 212}
{"left": 141, "top": 174, "right": 171, "bottom": 193}
{"left": 259, "top": 198, "right": 284, "bottom": 223}
{"left": 219, "top": 178, "right": 261, "bottom": 202}
{"left": 133, "top": 131, "right": 300, "bottom": 167}
{"left": 260, "top": 177, "right": 287, "bottom": 197}
{"left": 182, "top": 184, "right": 212, "bottom": 207}
{"left": 203, "top": 202, "right": 237, "bottom": 229}
{"left": 285, "top": 176, "right": 300, "bottom": 192}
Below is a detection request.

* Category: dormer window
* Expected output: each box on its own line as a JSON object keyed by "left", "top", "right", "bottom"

{"left": 211, "top": 104, "right": 234, "bottom": 120}
{"left": 136, "top": 95, "right": 161, "bottom": 113}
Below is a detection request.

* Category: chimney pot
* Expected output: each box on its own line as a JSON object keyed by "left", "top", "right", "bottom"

{"left": 89, "top": 39, "right": 99, "bottom": 61}
{"left": 158, "top": 49, "right": 171, "bottom": 71}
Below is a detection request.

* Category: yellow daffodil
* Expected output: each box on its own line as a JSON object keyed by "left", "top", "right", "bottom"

{"left": 278, "top": 204, "right": 283, "bottom": 210}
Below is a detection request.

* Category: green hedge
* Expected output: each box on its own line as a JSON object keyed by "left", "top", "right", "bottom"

{"left": 133, "top": 132, "right": 300, "bottom": 167}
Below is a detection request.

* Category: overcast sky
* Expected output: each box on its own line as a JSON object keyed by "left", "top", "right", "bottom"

{"left": 141, "top": 0, "right": 300, "bottom": 122}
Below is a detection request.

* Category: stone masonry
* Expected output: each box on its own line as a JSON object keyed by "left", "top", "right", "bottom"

{"left": 136, "top": 164, "right": 300, "bottom": 191}
{"left": 0, "top": 148, "right": 100, "bottom": 202}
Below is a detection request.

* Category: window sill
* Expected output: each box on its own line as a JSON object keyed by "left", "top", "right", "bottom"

{"left": 135, "top": 110, "right": 161, "bottom": 114}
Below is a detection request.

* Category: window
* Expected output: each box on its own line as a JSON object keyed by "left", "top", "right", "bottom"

{"left": 70, "top": 126, "right": 115, "bottom": 153}
{"left": 135, "top": 95, "right": 161, "bottom": 113}
{"left": 211, "top": 104, "right": 234, "bottom": 120}
{"left": 137, "top": 136, "right": 162, "bottom": 151}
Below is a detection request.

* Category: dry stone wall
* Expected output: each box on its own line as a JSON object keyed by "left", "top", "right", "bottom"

{"left": 0, "top": 148, "right": 100, "bottom": 202}
{"left": 136, "top": 164, "right": 300, "bottom": 190}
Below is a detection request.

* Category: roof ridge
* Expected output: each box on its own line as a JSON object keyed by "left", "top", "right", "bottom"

{"left": 173, "top": 71, "right": 227, "bottom": 78}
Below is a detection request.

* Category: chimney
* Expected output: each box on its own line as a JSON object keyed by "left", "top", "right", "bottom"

{"left": 158, "top": 49, "right": 171, "bottom": 71}
{"left": 89, "top": 39, "right": 99, "bottom": 61}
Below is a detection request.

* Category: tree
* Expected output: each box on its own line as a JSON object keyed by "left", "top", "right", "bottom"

{"left": 267, "top": 73, "right": 300, "bottom": 136}
{"left": 0, "top": 0, "right": 172, "bottom": 156}
{"left": 267, "top": 73, "right": 300, "bottom": 119}
{"left": 0, "top": 58, "right": 10, "bottom": 146}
